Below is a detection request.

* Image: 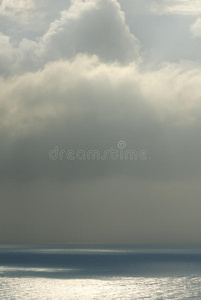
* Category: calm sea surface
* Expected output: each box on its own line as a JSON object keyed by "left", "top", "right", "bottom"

{"left": 1, "top": 244, "right": 201, "bottom": 299}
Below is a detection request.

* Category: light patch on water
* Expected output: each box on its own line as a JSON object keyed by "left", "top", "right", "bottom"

{"left": 1, "top": 276, "right": 201, "bottom": 300}
{"left": 0, "top": 266, "right": 77, "bottom": 273}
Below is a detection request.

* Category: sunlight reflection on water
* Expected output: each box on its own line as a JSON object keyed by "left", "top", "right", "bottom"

{"left": 1, "top": 275, "right": 201, "bottom": 299}
{"left": 1, "top": 245, "right": 201, "bottom": 299}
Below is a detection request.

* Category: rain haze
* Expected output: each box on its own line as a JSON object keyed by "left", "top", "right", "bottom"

{"left": 0, "top": 0, "right": 201, "bottom": 244}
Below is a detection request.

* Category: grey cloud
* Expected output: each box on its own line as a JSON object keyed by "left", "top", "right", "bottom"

{"left": 1, "top": 178, "right": 201, "bottom": 243}
{"left": 0, "top": 56, "right": 201, "bottom": 185}
{"left": 0, "top": 0, "right": 201, "bottom": 244}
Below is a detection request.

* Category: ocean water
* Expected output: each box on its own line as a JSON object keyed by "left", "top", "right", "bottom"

{"left": 1, "top": 244, "right": 201, "bottom": 299}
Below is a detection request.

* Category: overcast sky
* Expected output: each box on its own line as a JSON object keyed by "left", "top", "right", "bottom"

{"left": 0, "top": 0, "right": 201, "bottom": 244}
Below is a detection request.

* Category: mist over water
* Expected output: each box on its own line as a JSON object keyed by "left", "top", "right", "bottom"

{"left": 1, "top": 244, "right": 201, "bottom": 299}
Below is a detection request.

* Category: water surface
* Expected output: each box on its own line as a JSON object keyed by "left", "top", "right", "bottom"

{"left": 1, "top": 244, "right": 201, "bottom": 299}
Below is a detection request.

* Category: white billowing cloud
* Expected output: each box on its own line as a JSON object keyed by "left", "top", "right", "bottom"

{"left": 0, "top": 32, "right": 39, "bottom": 76}
{"left": 139, "top": 61, "right": 201, "bottom": 121}
{"left": 1, "top": 0, "right": 34, "bottom": 10}
{"left": 0, "top": 0, "right": 140, "bottom": 75}
{"left": 0, "top": 33, "right": 18, "bottom": 75}
{"left": 0, "top": 0, "right": 35, "bottom": 23}
{"left": 0, "top": 0, "right": 70, "bottom": 41}
{"left": 190, "top": 17, "right": 201, "bottom": 37}
{"left": 151, "top": 0, "right": 201, "bottom": 15}
{"left": 38, "top": 0, "right": 140, "bottom": 64}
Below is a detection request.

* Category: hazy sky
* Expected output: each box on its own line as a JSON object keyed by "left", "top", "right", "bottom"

{"left": 0, "top": 0, "right": 201, "bottom": 244}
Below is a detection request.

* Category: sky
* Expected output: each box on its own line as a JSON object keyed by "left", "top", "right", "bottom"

{"left": 0, "top": 0, "right": 201, "bottom": 244}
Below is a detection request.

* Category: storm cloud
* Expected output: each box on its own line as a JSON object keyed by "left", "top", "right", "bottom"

{"left": 0, "top": 0, "right": 201, "bottom": 244}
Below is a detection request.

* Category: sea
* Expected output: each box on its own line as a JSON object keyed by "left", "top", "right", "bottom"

{"left": 1, "top": 244, "right": 201, "bottom": 299}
